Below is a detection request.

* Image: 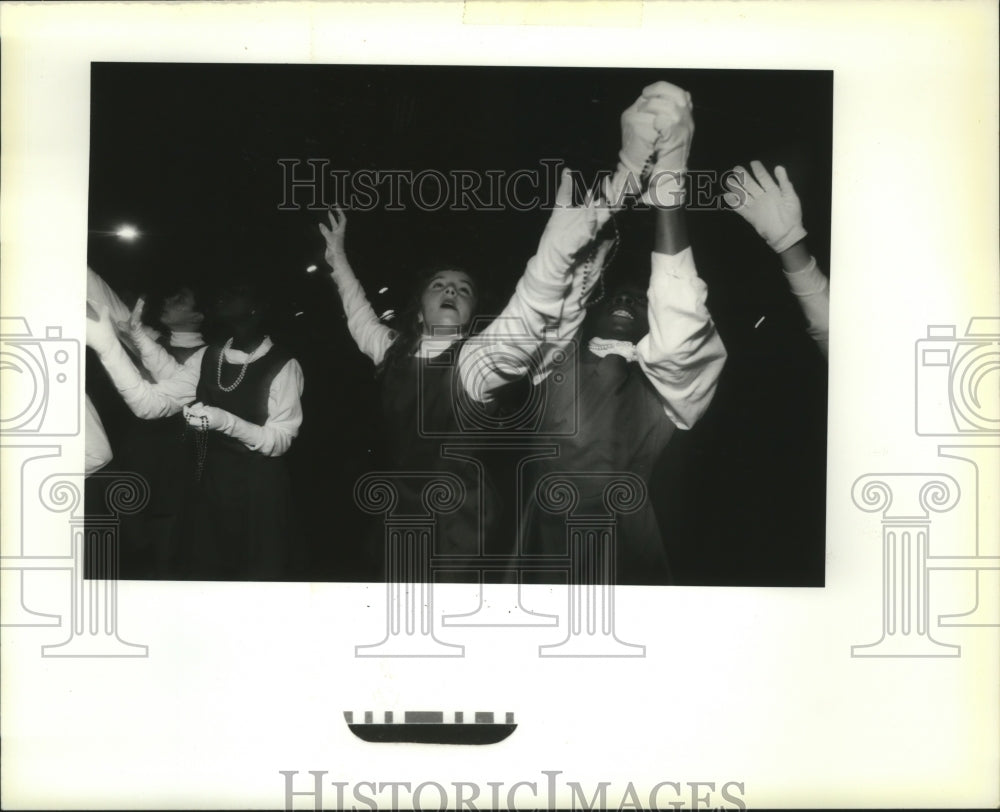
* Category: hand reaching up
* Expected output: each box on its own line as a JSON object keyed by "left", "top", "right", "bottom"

{"left": 640, "top": 81, "right": 695, "bottom": 207}
{"left": 318, "top": 207, "right": 348, "bottom": 267}
{"left": 725, "top": 161, "right": 807, "bottom": 253}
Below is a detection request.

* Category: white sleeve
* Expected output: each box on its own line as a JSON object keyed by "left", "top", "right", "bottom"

{"left": 636, "top": 248, "right": 728, "bottom": 430}
{"left": 327, "top": 250, "right": 395, "bottom": 365}
{"left": 458, "top": 205, "right": 614, "bottom": 402}
{"left": 132, "top": 327, "right": 184, "bottom": 382}
{"left": 84, "top": 396, "right": 113, "bottom": 475}
{"left": 87, "top": 266, "right": 132, "bottom": 325}
{"left": 94, "top": 340, "right": 201, "bottom": 419}
{"left": 217, "top": 359, "right": 304, "bottom": 457}
{"left": 87, "top": 266, "right": 160, "bottom": 348}
{"left": 783, "top": 256, "right": 829, "bottom": 359}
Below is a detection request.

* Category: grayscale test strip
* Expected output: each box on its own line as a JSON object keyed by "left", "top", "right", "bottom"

{"left": 344, "top": 711, "right": 517, "bottom": 744}
{"left": 345, "top": 710, "right": 515, "bottom": 724}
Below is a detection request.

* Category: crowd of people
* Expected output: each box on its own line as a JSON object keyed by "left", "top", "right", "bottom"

{"left": 85, "top": 80, "right": 829, "bottom": 584}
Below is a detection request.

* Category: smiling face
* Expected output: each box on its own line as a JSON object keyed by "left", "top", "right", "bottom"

{"left": 417, "top": 270, "right": 478, "bottom": 335}
{"left": 591, "top": 284, "right": 650, "bottom": 343}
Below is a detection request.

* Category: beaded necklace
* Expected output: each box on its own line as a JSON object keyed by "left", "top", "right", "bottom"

{"left": 581, "top": 215, "right": 621, "bottom": 311}
{"left": 181, "top": 413, "right": 210, "bottom": 481}
{"left": 216, "top": 338, "right": 255, "bottom": 392}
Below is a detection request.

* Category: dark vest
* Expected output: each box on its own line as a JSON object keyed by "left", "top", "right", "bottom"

{"left": 196, "top": 342, "right": 291, "bottom": 453}
{"left": 519, "top": 348, "right": 678, "bottom": 583}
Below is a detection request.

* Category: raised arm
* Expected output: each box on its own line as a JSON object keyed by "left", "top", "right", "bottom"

{"left": 458, "top": 84, "right": 672, "bottom": 402}
{"left": 725, "top": 161, "right": 829, "bottom": 358}
{"left": 122, "top": 297, "right": 182, "bottom": 382}
{"left": 636, "top": 81, "right": 726, "bottom": 430}
{"left": 458, "top": 170, "right": 615, "bottom": 402}
{"left": 319, "top": 208, "right": 395, "bottom": 365}
{"left": 86, "top": 302, "right": 199, "bottom": 419}
{"left": 637, "top": 241, "right": 728, "bottom": 430}
{"left": 87, "top": 266, "right": 160, "bottom": 350}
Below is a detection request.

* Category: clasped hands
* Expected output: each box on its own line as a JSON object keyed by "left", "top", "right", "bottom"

{"left": 183, "top": 402, "right": 230, "bottom": 432}
{"left": 615, "top": 80, "right": 694, "bottom": 208}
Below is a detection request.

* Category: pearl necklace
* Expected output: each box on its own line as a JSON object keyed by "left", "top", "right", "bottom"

{"left": 588, "top": 337, "right": 638, "bottom": 362}
{"left": 216, "top": 338, "right": 254, "bottom": 392}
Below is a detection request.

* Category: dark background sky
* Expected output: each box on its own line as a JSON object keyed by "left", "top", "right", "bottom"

{"left": 87, "top": 63, "right": 832, "bottom": 586}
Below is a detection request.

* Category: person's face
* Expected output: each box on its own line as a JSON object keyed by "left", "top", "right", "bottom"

{"left": 418, "top": 270, "right": 478, "bottom": 334}
{"left": 214, "top": 284, "right": 257, "bottom": 326}
{"left": 592, "top": 284, "right": 650, "bottom": 343}
{"left": 159, "top": 287, "right": 203, "bottom": 331}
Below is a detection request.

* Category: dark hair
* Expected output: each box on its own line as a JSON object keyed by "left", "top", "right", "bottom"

{"left": 377, "top": 265, "right": 485, "bottom": 376}
{"left": 197, "top": 272, "right": 278, "bottom": 344}
{"left": 144, "top": 279, "right": 207, "bottom": 333}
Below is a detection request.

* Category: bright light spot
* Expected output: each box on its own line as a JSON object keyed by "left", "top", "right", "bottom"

{"left": 754, "top": 316, "right": 766, "bottom": 329}
{"left": 379, "top": 309, "right": 396, "bottom": 321}
{"left": 115, "top": 224, "right": 140, "bottom": 241}
{"left": 295, "top": 311, "right": 305, "bottom": 317}
{"left": 306, "top": 264, "right": 318, "bottom": 273}
{"left": 378, "top": 286, "right": 389, "bottom": 295}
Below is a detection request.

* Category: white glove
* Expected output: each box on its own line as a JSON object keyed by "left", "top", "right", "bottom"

{"left": 85, "top": 302, "right": 120, "bottom": 356}
{"left": 606, "top": 89, "right": 661, "bottom": 205}
{"left": 183, "top": 402, "right": 232, "bottom": 432}
{"left": 534, "top": 169, "right": 612, "bottom": 272}
{"left": 640, "top": 82, "right": 694, "bottom": 207}
{"left": 725, "top": 161, "right": 807, "bottom": 253}
{"left": 127, "top": 296, "right": 146, "bottom": 337}
{"left": 184, "top": 401, "right": 268, "bottom": 451}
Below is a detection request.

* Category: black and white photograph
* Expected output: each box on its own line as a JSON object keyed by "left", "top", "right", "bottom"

{"left": 2, "top": 2, "right": 996, "bottom": 809}
{"left": 84, "top": 63, "right": 831, "bottom": 587}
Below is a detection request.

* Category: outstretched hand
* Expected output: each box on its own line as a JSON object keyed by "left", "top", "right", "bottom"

{"left": 128, "top": 297, "right": 146, "bottom": 334}
{"left": 318, "top": 207, "right": 348, "bottom": 266}
{"left": 724, "top": 161, "right": 806, "bottom": 254}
